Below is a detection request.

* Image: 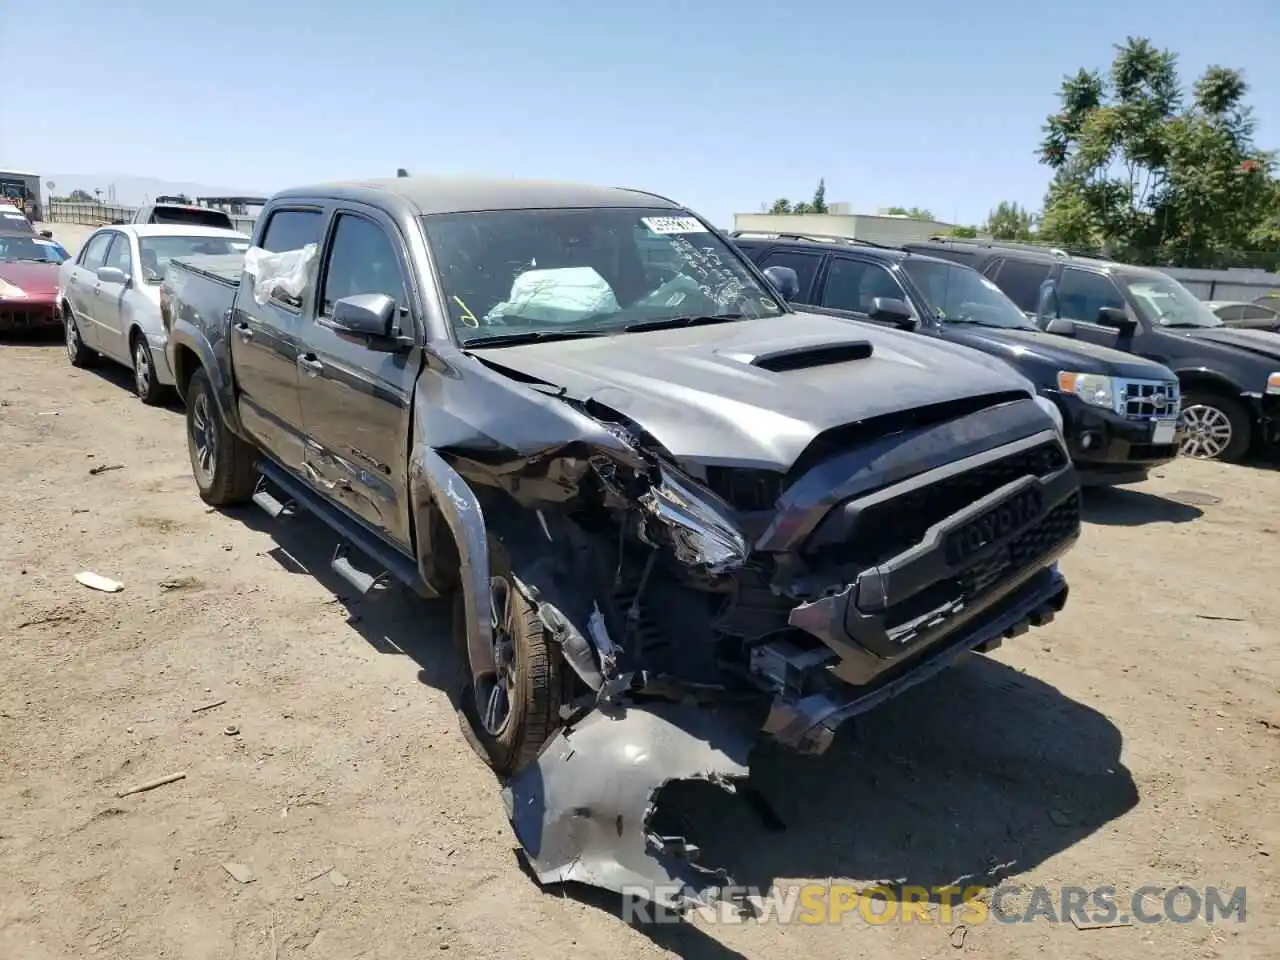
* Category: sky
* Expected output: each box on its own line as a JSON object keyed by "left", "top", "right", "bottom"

{"left": 3, "top": 0, "right": 1279, "bottom": 227}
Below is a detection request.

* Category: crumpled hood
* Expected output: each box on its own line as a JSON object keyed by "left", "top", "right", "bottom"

{"left": 0, "top": 261, "right": 58, "bottom": 299}
{"left": 1186, "top": 326, "right": 1280, "bottom": 362}
{"left": 944, "top": 325, "right": 1172, "bottom": 379}
{"left": 475, "top": 311, "right": 1036, "bottom": 471}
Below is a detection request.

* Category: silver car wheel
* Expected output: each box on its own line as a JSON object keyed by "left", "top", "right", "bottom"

{"left": 1179, "top": 403, "right": 1233, "bottom": 459}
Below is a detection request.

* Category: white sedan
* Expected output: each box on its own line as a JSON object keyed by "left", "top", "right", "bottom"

{"left": 57, "top": 224, "right": 250, "bottom": 403}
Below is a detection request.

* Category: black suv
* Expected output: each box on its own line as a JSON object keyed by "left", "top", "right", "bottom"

{"left": 903, "top": 238, "right": 1280, "bottom": 462}
{"left": 734, "top": 233, "right": 1183, "bottom": 485}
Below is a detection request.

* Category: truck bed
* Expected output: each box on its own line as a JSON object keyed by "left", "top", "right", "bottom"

{"left": 169, "top": 253, "right": 246, "bottom": 286}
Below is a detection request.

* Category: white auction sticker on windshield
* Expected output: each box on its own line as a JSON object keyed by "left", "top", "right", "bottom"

{"left": 641, "top": 216, "right": 706, "bottom": 235}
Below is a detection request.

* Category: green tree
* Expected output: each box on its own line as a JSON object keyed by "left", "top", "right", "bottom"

{"left": 764, "top": 179, "right": 829, "bottom": 215}
{"left": 984, "top": 201, "right": 1037, "bottom": 240}
{"left": 946, "top": 225, "right": 979, "bottom": 238}
{"left": 1037, "top": 36, "right": 1278, "bottom": 267}
{"left": 883, "top": 206, "right": 935, "bottom": 220}
{"left": 68, "top": 189, "right": 94, "bottom": 202}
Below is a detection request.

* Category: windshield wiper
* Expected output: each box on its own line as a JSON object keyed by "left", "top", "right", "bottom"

{"left": 622, "top": 313, "right": 743, "bottom": 333}
{"left": 462, "top": 329, "right": 608, "bottom": 348}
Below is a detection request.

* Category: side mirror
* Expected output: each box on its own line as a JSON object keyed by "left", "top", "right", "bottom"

{"left": 763, "top": 265, "right": 800, "bottom": 302}
{"left": 1097, "top": 306, "right": 1137, "bottom": 334}
{"left": 868, "top": 296, "right": 917, "bottom": 330}
{"left": 40, "top": 229, "right": 53, "bottom": 239}
{"left": 1045, "top": 317, "right": 1076, "bottom": 336}
{"left": 329, "top": 293, "right": 397, "bottom": 342}
{"left": 96, "top": 266, "right": 128, "bottom": 284}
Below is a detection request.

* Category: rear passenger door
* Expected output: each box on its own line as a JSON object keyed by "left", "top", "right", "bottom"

{"left": 296, "top": 207, "right": 419, "bottom": 547}
{"left": 232, "top": 206, "right": 326, "bottom": 472}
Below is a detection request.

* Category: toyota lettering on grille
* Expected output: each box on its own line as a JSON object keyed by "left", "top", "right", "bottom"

{"left": 945, "top": 486, "right": 1044, "bottom": 566}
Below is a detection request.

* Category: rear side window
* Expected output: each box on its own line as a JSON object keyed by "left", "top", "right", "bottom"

{"left": 755, "top": 249, "right": 823, "bottom": 303}
{"left": 991, "top": 259, "right": 1052, "bottom": 312}
{"left": 150, "top": 206, "right": 234, "bottom": 229}
{"left": 79, "top": 232, "right": 114, "bottom": 270}
{"left": 1240, "top": 303, "right": 1278, "bottom": 320}
{"left": 259, "top": 209, "right": 324, "bottom": 253}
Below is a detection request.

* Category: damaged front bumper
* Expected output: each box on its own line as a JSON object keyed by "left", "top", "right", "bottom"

{"left": 504, "top": 701, "right": 753, "bottom": 912}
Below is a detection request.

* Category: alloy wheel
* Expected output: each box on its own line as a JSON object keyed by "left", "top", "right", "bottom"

{"left": 1179, "top": 403, "right": 1233, "bottom": 459}
{"left": 475, "top": 575, "right": 519, "bottom": 736}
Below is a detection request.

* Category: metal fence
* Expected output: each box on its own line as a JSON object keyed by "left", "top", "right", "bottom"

{"left": 45, "top": 199, "right": 257, "bottom": 235}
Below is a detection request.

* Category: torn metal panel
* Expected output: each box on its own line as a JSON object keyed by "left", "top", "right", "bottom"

{"left": 503, "top": 702, "right": 753, "bottom": 910}
{"left": 638, "top": 466, "right": 748, "bottom": 575}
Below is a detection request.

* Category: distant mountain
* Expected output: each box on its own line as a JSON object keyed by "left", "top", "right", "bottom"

{"left": 44, "top": 174, "right": 267, "bottom": 206}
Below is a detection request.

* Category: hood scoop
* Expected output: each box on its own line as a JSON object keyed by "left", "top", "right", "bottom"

{"left": 743, "top": 340, "right": 874, "bottom": 372}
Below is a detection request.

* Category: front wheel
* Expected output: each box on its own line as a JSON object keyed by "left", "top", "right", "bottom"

{"left": 185, "top": 367, "right": 257, "bottom": 505}
{"left": 456, "top": 538, "right": 562, "bottom": 776}
{"left": 1178, "top": 391, "right": 1252, "bottom": 462}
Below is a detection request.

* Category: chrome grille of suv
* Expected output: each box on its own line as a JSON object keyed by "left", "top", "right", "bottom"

{"left": 1119, "top": 379, "right": 1179, "bottom": 421}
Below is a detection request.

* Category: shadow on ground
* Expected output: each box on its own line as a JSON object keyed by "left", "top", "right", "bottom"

{"left": 1081, "top": 486, "right": 1203, "bottom": 526}
{"left": 233, "top": 505, "right": 1138, "bottom": 959}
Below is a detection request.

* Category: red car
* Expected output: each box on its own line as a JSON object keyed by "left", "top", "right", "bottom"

{"left": 0, "top": 230, "right": 69, "bottom": 333}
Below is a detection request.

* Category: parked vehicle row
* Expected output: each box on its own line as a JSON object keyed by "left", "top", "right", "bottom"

{"left": 733, "top": 233, "right": 1183, "bottom": 485}
{"left": 897, "top": 238, "right": 1280, "bottom": 463}
{"left": 56, "top": 224, "right": 250, "bottom": 401}
{"left": 139, "top": 177, "right": 1083, "bottom": 910}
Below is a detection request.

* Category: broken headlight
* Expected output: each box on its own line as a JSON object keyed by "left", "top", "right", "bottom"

{"left": 638, "top": 466, "right": 749, "bottom": 575}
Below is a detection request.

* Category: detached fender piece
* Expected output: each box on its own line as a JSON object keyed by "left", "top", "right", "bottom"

{"left": 503, "top": 701, "right": 753, "bottom": 911}
{"left": 408, "top": 445, "right": 497, "bottom": 682}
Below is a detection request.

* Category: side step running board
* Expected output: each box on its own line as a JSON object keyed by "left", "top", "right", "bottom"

{"left": 331, "top": 541, "right": 390, "bottom": 597}
{"left": 252, "top": 476, "right": 297, "bottom": 519}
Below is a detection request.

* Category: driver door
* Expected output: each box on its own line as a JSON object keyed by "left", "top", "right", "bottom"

{"left": 67, "top": 231, "right": 113, "bottom": 350}
{"left": 816, "top": 256, "right": 913, "bottom": 325}
{"left": 92, "top": 233, "right": 134, "bottom": 363}
{"left": 1043, "top": 267, "right": 1134, "bottom": 351}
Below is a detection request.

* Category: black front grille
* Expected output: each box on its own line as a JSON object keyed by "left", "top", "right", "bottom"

{"left": 883, "top": 493, "right": 1080, "bottom": 642}
{"left": 806, "top": 440, "right": 1069, "bottom": 568}
{"left": 0, "top": 304, "right": 59, "bottom": 329}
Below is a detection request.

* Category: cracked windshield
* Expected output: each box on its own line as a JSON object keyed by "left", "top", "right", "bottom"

{"left": 421, "top": 207, "right": 783, "bottom": 344}
{"left": 902, "top": 259, "right": 1036, "bottom": 329}
{"left": 1125, "top": 276, "right": 1223, "bottom": 328}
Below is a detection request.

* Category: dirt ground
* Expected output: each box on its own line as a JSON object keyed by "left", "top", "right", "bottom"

{"left": 1, "top": 335, "right": 1277, "bottom": 960}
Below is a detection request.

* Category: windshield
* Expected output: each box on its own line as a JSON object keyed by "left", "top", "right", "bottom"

{"left": 901, "top": 259, "right": 1036, "bottom": 329}
{"left": 138, "top": 235, "right": 250, "bottom": 282}
{"left": 420, "top": 207, "right": 784, "bottom": 343}
{"left": 0, "top": 234, "right": 67, "bottom": 263}
{"left": 1124, "top": 276, "right": 1223, "bottom": 328}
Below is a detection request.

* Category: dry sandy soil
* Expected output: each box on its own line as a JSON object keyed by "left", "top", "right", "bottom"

{"left": 1, "top": 333, "right": 1277, "bottom": 960}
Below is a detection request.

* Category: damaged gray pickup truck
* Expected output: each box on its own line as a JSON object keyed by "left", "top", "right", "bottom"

{"left": 162, "top": 177, "right": 1081, "bottom": 909}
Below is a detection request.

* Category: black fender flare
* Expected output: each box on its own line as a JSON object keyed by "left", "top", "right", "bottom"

{"left": 1172, "top": 365, "right": 1248, "bottom": 399}
{"left": 168, "top": 324, "right": 245, "bottom": 435}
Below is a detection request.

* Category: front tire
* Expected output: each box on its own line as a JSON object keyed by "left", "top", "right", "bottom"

{"left": 63, "top": 306, "right": 95, "bottom": 368}
{"left": 456, "top": 538, "right": 562, "bottom": 776}
{"left": 1178, "top": 391, "right": 1251, "bottom": 462}
{"left": 185, "top": 367, "right": 256, "bottom": 505}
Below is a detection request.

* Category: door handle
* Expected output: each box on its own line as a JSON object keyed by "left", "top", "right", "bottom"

{"left": 298, "top": 354, "right": 324, "bottom": 377}
{"left": 233, "top": 321, "right": 253, "bottom": 341}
